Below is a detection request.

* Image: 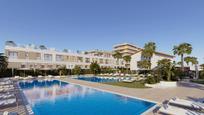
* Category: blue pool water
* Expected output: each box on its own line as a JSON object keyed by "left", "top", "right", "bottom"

{"left": 19, "top": 80, "right": 155, "bottom": 115}
{"left": 75, "top": 76, "right": 120, "bottom": 82}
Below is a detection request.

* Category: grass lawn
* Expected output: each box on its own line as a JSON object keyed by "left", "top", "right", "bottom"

{"left": 104, "top": 81, "right": 149, "bottom": 88}
{"left": 191, "top": 79, "right": 204, "bottom": 85}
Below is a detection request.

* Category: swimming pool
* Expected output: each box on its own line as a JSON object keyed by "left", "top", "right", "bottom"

{"left": 75, "top": 76, "right": 120, "bottom": 83}
{"left": 19, "top": 80, "right": 155, "bottom": 115}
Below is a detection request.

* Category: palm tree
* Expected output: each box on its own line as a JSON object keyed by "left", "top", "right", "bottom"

{"left": 137, "top": 60, "right": 151, "bottom": 70}
{"left": 184, "top": 56, "right": 199, "bottom": 79}
{"left": 73, "top": 65, "right": 81, "bottom": 75}
{"left": 112, "top": 51, "right": 122, "bottom": 65}
{"left": 157, "top": 59, "right": 175, "bottom": 81}
{"left": 0, "top": 53, "right": 8, "bottom": 73}
{"left": 142, "top": 42, "right": 156, "bottom": 58}
{"left": 184, "top": 56, "right": 192, "bottom": 65}
{"left": 57, "top": 66, "right": 67, "bottom": 76}
{"left": 173, "top": 43, "right": 192, "bottom": 71}
{"left": 90, "top": 61, "right": 101, "bottom": 75}
{"left": 200, "top": 64, "right": 204, "bottom": 71}
{"left": 190, "top": 57, "right": 199, "bottom": 79}
{"left": 141, "top": 42, "right": 156, "bottom": 69}
{"left": 123, "top": 55, "right": 131, "bottom": 73}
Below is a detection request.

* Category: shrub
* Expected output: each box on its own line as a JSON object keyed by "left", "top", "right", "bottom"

{"left": 72, "top": 65, "right": 81, "bottom": 75}
{"left": 199, "top": 71, "right": 204, "bottom": 79}
{"left": 90, "top": 61, "right": 101, "bottom": 75}
{"left": 145, "top": 75, "right": 160, "bottom": 84}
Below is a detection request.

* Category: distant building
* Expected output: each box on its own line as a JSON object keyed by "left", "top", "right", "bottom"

{"left": 113, "top": 43, "right": 141, "bottom": 56}
{"left": 113, "top": 43, "right": 175, "bottom": 70}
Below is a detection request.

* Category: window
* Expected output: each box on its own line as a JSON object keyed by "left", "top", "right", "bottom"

{"left": 8, "top": 51, "right": 18, "bottom": 59}
{"left": 44, "top": 54, "right": 52, "bottom": 61}
{"left": 141, "top": 55, "right": 151, "bottom": 61}
{"left": 99, "top": 59, "right": 103, "bottom": 64}
{"left": 56, "top": 55, "right": 63, "bottom": 61}
{"left": 105, "top": 59, "right": 109, "bottom": 64}
{"left": 85, "top": 58, "right": 90, "bottom": 63}
{"left": 77, "top": 57, "right": 83, "bottom": 62}
{"left": 21, "top": 65, "right": 26, "bottom": 68}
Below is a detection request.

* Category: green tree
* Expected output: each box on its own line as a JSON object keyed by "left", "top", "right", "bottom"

{"left": 184, "top": 56, "right": 192, "bottom": 65}
{"left": 57, "top": 66, "right": 67, "bottom": 76}
{"left": 112, "top": 51, "right": 122, "bottom": 65}
{"left": 200, "top": 64, "right": 204, "bottom": 71}
{"left": 173, "top": 43, "right": 192, "bottom": 71}
{"left": 142, "top": 42, "right": 156, "bottom": 58}
{"left": 0, "top": 53, "right": 8, "bottom": 73}
{"left": 137, "top": 60, "right": 151, "bottom": 70}
{"left": 140, "top": 42, "right": 156, "bottom": 69}
{"left": 185, "top": 56, "right": 199, "bottom": 79}
{"left": 90, "top": 61, "right": 101, "bottom": 75}
{"left": 73, "top": 65, "right": 81, "bottom": 75}
{"left": 123, "top": 55, "right": 131, "bottom": 73}
{"left": 200, "top": 64, "right": 204, "bottom": 79}
{"left": 157, "top": 59, "right": 175, "bottom": 81}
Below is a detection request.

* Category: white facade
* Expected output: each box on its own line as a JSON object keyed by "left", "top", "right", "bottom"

{"left": 5, "top": 45, "right": 125, "bottom": 70}
{"left": 5, "top": 42, "right": 175, "bottom": 71}
{"left": 130, "top": 51, "right": 174, "bottom": 70}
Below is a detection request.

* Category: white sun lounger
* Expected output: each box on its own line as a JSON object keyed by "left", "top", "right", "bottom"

{"left": 38, "top": 75, "right": 43, "bottom": 78}
{"left": 0, "top": 98, "right": 16, "bottom": 106}
{"left": 169, "top": 98, "right": 204, "bottom": 110}
{"left": 159, "top": 104, "right": 202, "bottom": 115}
{"left": 0, "top": 94, "right": 15, "bottom": 99}
{"left": 0, "top": 111, "right": 18, "bottom": 115}
{"left": 122, "top": 79, "right": 136, "bottom": 83}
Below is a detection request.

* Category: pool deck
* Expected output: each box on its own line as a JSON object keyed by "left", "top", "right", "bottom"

{"left": 1, "top": 77, "right": 203, "bottom": 115}
{"left": 59, "top": 78, "right": 204, "bottom": 115}
{"left": 0, "top": 82, "right": 28, "bottom": 115}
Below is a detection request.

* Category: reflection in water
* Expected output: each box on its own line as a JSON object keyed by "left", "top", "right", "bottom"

{"left": 19, "top": 80, "right": 156, "bottom": 115}
{"left": 20, "top": 80, "right": 95, "bottom": 106}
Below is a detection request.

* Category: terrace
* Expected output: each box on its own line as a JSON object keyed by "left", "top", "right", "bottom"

{"left": 0, "top": 76, "right": 204, "bottom": 115}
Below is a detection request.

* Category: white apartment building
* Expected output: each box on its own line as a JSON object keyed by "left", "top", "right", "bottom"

{"left": 4, "top": 41, "right": 125, "bottom": 70}
{"left": 113, "top": 43, "right": 175, "bottom": 70}
{"left": 4, "top": 41, "right": 175, "bottom": 71}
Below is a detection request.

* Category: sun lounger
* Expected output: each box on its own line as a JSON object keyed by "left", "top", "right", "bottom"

{"left": 26, "top": 105, "right": 34, "bottom": 115}
{"left": 122, "top": 78, "right": 136, "bottom": 83}
{"left": 48, "top": 75, "right": 53, "bottom": 78}
{"left": 38, "top": 75, "right": 43, "bottom": 78}
{"left": 0, "top": 94, "right": 15, "bottom": 99}
{"left": 0, "top": 111, "right": 18, "bottom": 115}
{"left": 0, "top": 98, "right": 16, "bottom": 107}
{"left": 159, "top": 104, "right": 202, "bottom": 115}
{"left": 169, "top": 98, "right": 204, "bottom": 110}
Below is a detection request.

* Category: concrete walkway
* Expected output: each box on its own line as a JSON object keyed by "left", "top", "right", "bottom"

{"left": 60, "top": 78, "right": 204, "bottom": 103}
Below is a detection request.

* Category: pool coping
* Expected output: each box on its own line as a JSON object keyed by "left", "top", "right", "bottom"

{"left": 58, "top": 78, "right": 159, "bottom": 115}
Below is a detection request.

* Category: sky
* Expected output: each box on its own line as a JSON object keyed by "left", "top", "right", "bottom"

{"left": 0, "top": 0, "right": 204, "bottom": 63}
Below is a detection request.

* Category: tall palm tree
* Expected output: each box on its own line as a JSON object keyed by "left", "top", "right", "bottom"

{"left": 141, "top": 42, "right": 156, "bottom": 69}
{"left": 137, "top": 60, "right": 151, "bottom": 70}
{"left": 142, "top": 42, "right": 156, "bottom": 58}
{"left": 173, "top": 43, "right": 192, "bottom": 71}
{"left": 157, "top": 59, "right": 175, "bottom": 81}
{"left": 112, "top": 51, "right": 122, "bottom": 65}
{"left": 190, "top": 57, "right": 199, "bottom": 79}
{"left": 0, "top": 53, "right": 8, "bottom": 73}
{"left": 184, "top": 56, "right": 192, "bottom": 65}
{"left": 200, "top": 64, "right": 204, "bottom": 71}
{"left": 184, "top": 56, "right": 199, "bottom": 79}
{"left": 123, "top": 55, "right": 131, "bottom": 73}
